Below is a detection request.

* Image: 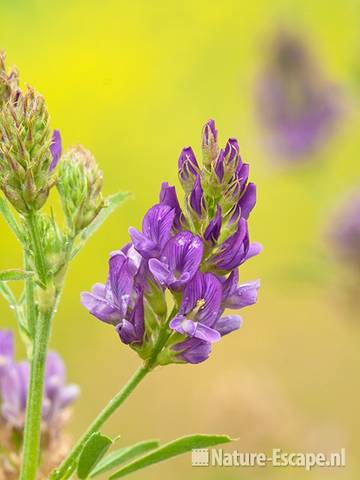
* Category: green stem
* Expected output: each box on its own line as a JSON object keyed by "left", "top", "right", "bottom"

{"left": 51, "top": 365, "right": 150, "bottom": 480}
{"left": 19, "top": 307, "right": 52, "bottom": 480}
{"left": 24, "top": 251, "right": 36, "bottom": 339}
{"left": 25, "top": 210, "right": 47, "bottom": 285}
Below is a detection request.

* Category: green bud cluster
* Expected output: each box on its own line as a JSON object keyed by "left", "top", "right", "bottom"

{"left": 0, "top": 50, "right": 19, "bottom": 108}
{"left": 57, "top": 146, "right": 104, "bottom": 234}
{"left": 0, "top": 87, "right": 54, "bottom": 213}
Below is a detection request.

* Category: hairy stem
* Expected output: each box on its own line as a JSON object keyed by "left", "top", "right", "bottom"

{"left": 51, "top": 365, "right": 150, "bottom": 480}
{"left": 19, "top": 306, "right": 52, "bottom": 480}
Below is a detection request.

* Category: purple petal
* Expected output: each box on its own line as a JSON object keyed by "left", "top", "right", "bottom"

{"left": 149, "top": 258, "right": 174, "bottom": 286}
{"left": 214, "top": 315, "right": 243, "bottom": 336}
{"left": 49, "top": 130, "right": 62, "bottom": 171}
{"left": 159, "top": 182, "right": 183, "bottom": 229}
{"left": 245, "top": 242, "right": 263, "bottom": 261}
{"left": 80, "top": 290, "right": 120, "bottom": 324}
{"left": 204, "top": 205, "right": 222, "bottom": 244}
{"left": 239, "top": 183, "right": 256, "bottom": 219}
{"left": 0, "top": 330, "right": 14, "bottom": 370}
{"left": 172, "top": 338, "right": 212, "bottom": 364}
{"left": 212, "top": 218, "right": 249, "bottom": 271}
{"left": 189, "top": 175, "right": 204, "bottom": 216}
{"left": 224, "top": 138, "right": 241, "bottom": 168}
{"left": 178, "top": 147, "right": 199, "bottom": 183}
{"left": 169, "top": 316, "right": 220, "bottom": 343}
{"left": 180, "top": 272, "right": 222, "bottom": 327}
{"left": 109, "top": 252, "right": 134, "bottom": 314}
{"left": 214, "top": 150, "right": 224, "bottom": 181}
{"left": 224, "top": 280, "right": 260, "bottom": 309}
{"left": 202, "top": 119, "right": 218, "bottom": 147}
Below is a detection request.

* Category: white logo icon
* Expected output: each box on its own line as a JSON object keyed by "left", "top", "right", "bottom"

{"left": 192, "top": 449, "right": 209, "bottom": 466}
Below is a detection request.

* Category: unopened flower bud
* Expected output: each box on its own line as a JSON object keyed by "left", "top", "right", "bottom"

{"left": 0, "top": 51, "right": 19, "bottom": 108}
{"left": 57, "top": 145, "right": 104, "bottom": 234}
{"left": 0, "top": 87, "right": 54, "bottom": 212}
{"left": 178, "top": 146, "right": 199, "bottom": 193}
{"left": 202, "top": 119, "right": 218, "bottom": 168}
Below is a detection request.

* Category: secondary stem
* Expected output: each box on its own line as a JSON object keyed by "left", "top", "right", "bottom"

{"left": 52, "top": 365, "right": 150, "bottom": 479}
{"left": 20, "top": 307, "right": 52, "bottom": 480}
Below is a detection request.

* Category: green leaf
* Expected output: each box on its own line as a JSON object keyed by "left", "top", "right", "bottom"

{"left": 0, "top": 196, "right": 24, "bottom": 243}
{"left": 0, "top": 269, "right": 34, "bottom": 282}
{"left": 109, "top": 434, "right": 233, "bottom": 479}
{"left": 72, "top": 192, "right": 129, "bottom": 258}
{"left": 77, "top": 432, "right": 113, "bottom": 479}
{"left": 90, "top": 440, "right": 159, "bottom": 477}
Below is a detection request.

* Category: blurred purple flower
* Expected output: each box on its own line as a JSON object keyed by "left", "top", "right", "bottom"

{"left": 255, "top": 30, "right": 341, "bottom": 161}
{"left": 0, "top": 330, "right": 79, "bottom": 430}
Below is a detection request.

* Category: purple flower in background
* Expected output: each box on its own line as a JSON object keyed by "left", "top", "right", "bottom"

{"left": 0, "top": 330, "right": 78, "bottom": 430}
{"left": 149, "top": 231, "right": 203, "bottom": 290}
{"left": 81, "top": 120, "right": 261, "bottom": 364}
{"left": 49, "top": 129, "right": 62, "bottom": 171}
{"left": 0, "top": 330, "right": 13, "bottom": 377}
{"left": 328, "top": 190, "right": 360, "bottom": 270}
{"left": 255, "top": 30, "right": 341, "bottom": 161}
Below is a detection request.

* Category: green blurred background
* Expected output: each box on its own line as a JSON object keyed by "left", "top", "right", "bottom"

{"left": 1, "top": 0, "right": 360, "bottom": 478}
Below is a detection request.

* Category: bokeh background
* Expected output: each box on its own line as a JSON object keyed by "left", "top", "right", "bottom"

{"left": 1, "top": 0, "right": 360, "bottom": 478}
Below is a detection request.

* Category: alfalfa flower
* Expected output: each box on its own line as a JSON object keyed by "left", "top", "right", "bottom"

{"left": 56, "top": 145, "right": 104, "bottom": 234}
{"left": 255, "top": 29, "right": 341, "bottom": 161}
{"left": 0, "top": 50, "right": 19, "bottom": 108}
{"left": 0, "top": 87, "right": 56, "bottom": 212}
{"left": 81, "top": 120, "right": 261, "bottom": 365}
{"left": 0, "top": 330, "right": 79, "bottom": 477}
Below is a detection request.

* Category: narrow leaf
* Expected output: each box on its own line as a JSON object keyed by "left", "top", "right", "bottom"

{"left": 77, "top": 432, "right": 113, "bottom": 479}
{"left": 90, "top": 440, "right": 159, "bottom": 477}
{"left": 0, "top": 196, "right": 24, "bottom": 243}
{"left": 0, "top": 269, "right": 34, "bottom": 282}
{"left": 109, "top": 434, "right": 232, "bottom": 479}
{"left": 72, "top": 192, "right": 129, "bottom": 258}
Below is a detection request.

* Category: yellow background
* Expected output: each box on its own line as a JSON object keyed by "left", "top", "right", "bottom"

{"left": 1, "top": 0, "right": 359, "bottom": 478}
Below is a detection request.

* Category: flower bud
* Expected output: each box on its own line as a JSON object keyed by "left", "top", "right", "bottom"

{"left": 57, "top": 145, "right": 104, "bottom": 234}
{"left": 0, "top": 51, "right": 19, "bottom": 108}
{"left": 178, "top": 146, "right": 199, "bottom": 193}
{"left": 0, "top": 87, "right": 54, "bottom": 212}
{"left": 202, "top": 119, "right": 218, "bottom": 168}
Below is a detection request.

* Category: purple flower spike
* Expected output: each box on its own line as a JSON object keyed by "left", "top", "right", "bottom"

{"left": 212, "top": 218, "right": 249, "bottom": 271}
{"left": 149, "top": 231, "right": 203, "bottom": 290}
{"left": 202, "top": 119, "right": 218, "bottom": 147}
{"left": 189, "top": 175, "right": 204, "bottom": 216}
{"left": 238, "top": 182, "right": 256, "bottom": 219}
{"left": 169, "top": 272, "right": 222, "bottom": 343}
{"left": 172, "top": 337, "right": 212, "bottom": 364}
{"left": 49, "top": 129, "right": 62, "bottom": 171}
{"left": 159, "top": 182, "right": 183, "bottom": 230}
{"left": 129, "top": 204, "right": 175, "bottom": 259}
{"left": 204, "top": 205, "right": 222, "bottom": 244}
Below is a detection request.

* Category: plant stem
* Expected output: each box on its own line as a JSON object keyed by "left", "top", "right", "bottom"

{"left": 19, "top": 209, "right": 52, "bottom": 480}
{"left": 25, "top": 210, "right": 47, "bottom": 286}
{"left": 52, "top": 365, "right": 150, "bottom": 480}
{"left": 19, "top": 307, "right": 52, "bottom": 480}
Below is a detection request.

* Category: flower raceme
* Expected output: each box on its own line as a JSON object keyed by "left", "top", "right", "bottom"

{"left": 81, "top": 120, "right": 261, "bottom": 364}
